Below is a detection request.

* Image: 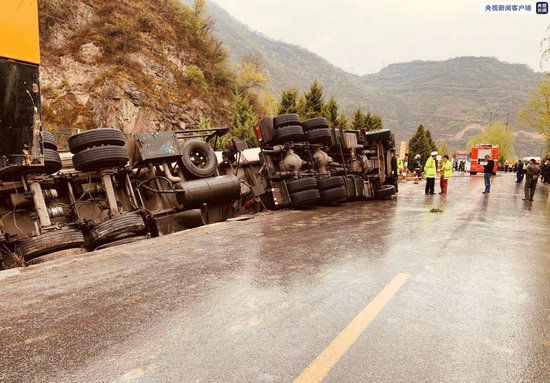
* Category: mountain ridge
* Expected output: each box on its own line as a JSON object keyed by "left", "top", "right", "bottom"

{"left": 207, "top": 1, "right": 544, "bottom": 155}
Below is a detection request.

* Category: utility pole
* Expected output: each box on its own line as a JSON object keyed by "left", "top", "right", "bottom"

{"left": 488, "top": 112, "right": 493, "bottom": 127}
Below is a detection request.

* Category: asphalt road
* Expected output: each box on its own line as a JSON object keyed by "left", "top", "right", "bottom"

{"left": 1, "top": 173, "right": 549, "bottom": 383}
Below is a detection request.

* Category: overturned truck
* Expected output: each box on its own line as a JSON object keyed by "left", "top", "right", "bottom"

{"left": 224, "top": 114, "right": 397, "bottom": 210}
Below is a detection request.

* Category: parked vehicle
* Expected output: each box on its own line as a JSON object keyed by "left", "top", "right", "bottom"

{"left": 469, "top": 144, "right": 499, "bottom": 175}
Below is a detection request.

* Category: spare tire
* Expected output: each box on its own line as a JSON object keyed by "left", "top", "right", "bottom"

{"left": 180, "top": 139, "right": 218, "bottom": 179}
{"left": 44, "top": 148, "right": 62, "bottom": 174}
{"left": 374, "top": 185, "right": 396, "bottom": 199}
{"left": 273, "top": 114, "right": 301, "bottom": 129}
{"left": 72, "top": 145, "right": 129, "bottom": 172}
{"left": 286, "top": 177, "right": 318, "bottom": 194}
{"left": 290, "top": 189, "right": 321, "bottom": 207}
{"left": 42, "top": 131, "right": 57, "bottom": 151}
{"left": 17, "top": 229, "right": 84, "bottom": 261}
{"left": 304, "top": 128, "right": 332, "bottom": 145}
{"left": 301, "top": 117, "right": 329, "bottom": 131}
{"left": 273, "top": 125, "right": 304, "bottom": 144}
{"left": 365, "top": 129, "right": 392, "bottom": 142}
{"left": 320, "top": 186, "right": 347, "bottom": 203}
{"left": 69, "top": 128, "right": 126, "bottom": 154}
{"left": 90, "top": 212, "right": 145, "bottom": 247}
{"left": 318, "top": 176, "right": 345, "bottom": 191}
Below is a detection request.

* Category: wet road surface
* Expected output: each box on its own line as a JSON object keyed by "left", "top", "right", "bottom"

{"left": 1, "top": 173, "right": 549, "bottom": 383}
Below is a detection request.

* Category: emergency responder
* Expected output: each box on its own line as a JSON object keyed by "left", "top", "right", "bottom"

{"left": 391, "top": 153, "right": 399, "bottom": 193}
{"left": 504, "top": 161, "right": 509, "bottom": 173}
{"left": 424, "top": 151, "right": 437, "bottom": 195}
{"left": 414, "top": 154, "right": 422, "bottom": 180}
{"left": 516, "top": 160, "right": 525, "bottom": 183}
{"left": 397, "top": 155, "right": 404, "bottom": 177}
{"left": 523, "top": 159, "right": 541, "bottom": 201}
{"left": 483, "top": 155, "right": 494, "bottom": 194}
{"left": 440, "top": 155, "right": 452, "bottom": 194}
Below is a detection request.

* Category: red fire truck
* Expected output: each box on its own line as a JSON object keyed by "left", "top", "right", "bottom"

{"left": 469, "top": 144, "right": 499, "bottom": 175}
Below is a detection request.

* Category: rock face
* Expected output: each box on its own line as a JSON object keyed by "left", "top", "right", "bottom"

{"left": 38, "top": 0, "right": 234, "bottom": 146}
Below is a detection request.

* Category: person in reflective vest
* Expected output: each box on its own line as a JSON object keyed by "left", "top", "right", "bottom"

{"left": 424, "top": 151, "right": 437, "bottom": 195}
{"left": 439, "top": 155, "right": 452, "bottom": 194}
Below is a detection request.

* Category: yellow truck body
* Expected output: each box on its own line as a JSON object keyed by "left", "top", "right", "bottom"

{"left": 0, "top": 0, "right": 40, "bottom": 64}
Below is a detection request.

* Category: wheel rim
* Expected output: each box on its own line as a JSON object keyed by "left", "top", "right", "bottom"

{"left": 189, "top": 148, "right": 210, "bottom": 169}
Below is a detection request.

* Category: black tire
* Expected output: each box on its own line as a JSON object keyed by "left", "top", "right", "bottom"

{"left": 180, "top": 139, "right": 218, "bottom": 179}
{"left": 318, "top": 176, "right": 345, "bottom": 191}
{"left": 72, "top": 145, "right": 129, "bottom": 172}
{"left": 320, "top": 186, "right": 347, "bottom": 203}
{"left": 346, "top": 177, "right": 357, "bottom": 199}
{"left": 301, "top": 117, "right": 329, "bottom": 131}
{"left": 273, "top": 125, "right": 304, "bottom": 144}
{"left": 304, "top": 128, "right": 332, "bottom": 145}
{"left": 286, "top": 177, "right": 318, "bottom": 194}
{"left": 273, "top": 114, "right": 301, "bottom": 129}
{"left": 90, "top": 213, "right": 145, "bottom": 246}
{"left": 374, "top": 185, "right": 396, "bottom": 199}
{"left": 355, "top": 177, "right": 365, "bottom": 198}
{"left": 290, "top": 189, "right": 321, "bottom": 207}
{"left": 42, "top": 131, "right": 57, "bottom": 151}
{"left": 17, "top": 229, "right": 84, "bottom": 261}
{"left": 365, "top": 129, "right": 392, "bottom": 142}
{"left": 44, "top": 148, "right": 62, "bottom": 174}
{"left": 470, "top": 171, "right": 477, "bottom": 175}
{"left": 68, "top": 128, "right": 126, "bottom": 154}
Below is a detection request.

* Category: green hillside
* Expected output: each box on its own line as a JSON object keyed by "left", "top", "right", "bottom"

{"left": 207, "top": 1, "right": 544, "bottom": 155}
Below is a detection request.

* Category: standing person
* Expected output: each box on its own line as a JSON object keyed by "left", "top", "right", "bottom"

{"left": 504, "top": 161, "right": 509, "bottom": 173}
{"left": 542, "top": 160, "right": 550, "bottom": 184}
{"left": 397, "top": 155, "right": 404, "bottom": 178}
{"left": 424, "top": 151, "right": 437, "bottom": 195}
{"left": 391, "top": 153, "right": 399, "bottom": 193}
{"left": 413, "top": 154, "right": 423, "bottom": 180}
{"left": 523, "top": 159, "right": 541, "bottom": 201}
{"left": 482, "top": 155, "right": 494, "bottom": 194}
{"left": 439, "top": 155, "right": 452, "bottom": 194}
{"left": 516, "top": 160, "right": 524, "bottom": 183}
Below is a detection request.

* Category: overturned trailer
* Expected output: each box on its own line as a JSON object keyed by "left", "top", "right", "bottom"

{"left": 223, "top": 114, "right": 397, "bottom": 210}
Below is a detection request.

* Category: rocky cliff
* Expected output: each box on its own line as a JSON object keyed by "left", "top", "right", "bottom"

{"left": 38, "top": 0, "right": 235, "bottom": 146}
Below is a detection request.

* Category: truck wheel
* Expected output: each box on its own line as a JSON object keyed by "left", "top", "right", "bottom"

{"left": 320, "top": 186, "right": 347, "bottom": 203}
{"left": 301, "top": 117, "right": 329, "bottom": 131}
{"left": 318, "top": 176, "right": 345, "bottom": 191}
{"left": 180, "top": 139, "right": 218, "bottom": 179}
{"left": 374, "top": 185, "right": 396, "bottom": 199}
{"left": 304, "top": 128, "right": 332, "bottom": 145}
{"left": 273, "top": 114, "right": 301, "bottom": 129}
{"left": 72, "top": 145, "right": 129, "bottom": 172}
{"left": 290, "top": 189, "right": 321, "bottom": 207}
{"left": 42, "top": 131, "right": 57, "bottom": 151}
{"left": 69, "top": 128, "right": 126, "bottom": 154}
{"left": 273, "top": 125, "right": 304, "bottom": 144}
{"left": 286, "top": 177, "right": 318, "bottom": 194}
{"left": 346, "top": 177, "right": 357, "bottom": 199}
{"left": 43, "top": 148, "right": 63, "bottom": 174}
{"left": 90, "top": 213, "right": 145, "bottom": 247}
{"left": 365, "top": 129, "right": 392, "bottom": 142}
{"left": 17, "top": 229, "right": 84, "bottom": 261}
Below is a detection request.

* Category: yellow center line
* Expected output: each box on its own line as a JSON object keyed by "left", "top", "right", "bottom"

{"left": 294, "top": 273, "right": 411, "bottom": 383}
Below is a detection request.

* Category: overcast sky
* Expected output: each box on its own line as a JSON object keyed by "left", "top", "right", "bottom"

{"left": 211, "top": 0, "right": 549, "bottom": 74}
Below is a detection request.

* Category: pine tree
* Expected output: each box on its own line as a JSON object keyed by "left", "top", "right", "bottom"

{"left": 336, "top": 112, "right": 349, "bottom": 130}
{"left": 408, "top": 123, "right": 431, "bottom": 169}
{"left": 352, "top": 108, "right": 366, "bottom": 129}
{"left": 364, "top": 111, "right": 383, "bottom": 131}
{"left": 277, "top": 88, "right": 299, "bottom": 115}
{"left": 322, "top": 96, "right": 339, "bottom": 127}
{"left": 230, "top": 90, "right": 258, "bottom": 148}
{"left": 425, "top": 130, "right": 438, "bottom": 152}
{"left": 301, "top": 80, "right": 325, "bottom": 119}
